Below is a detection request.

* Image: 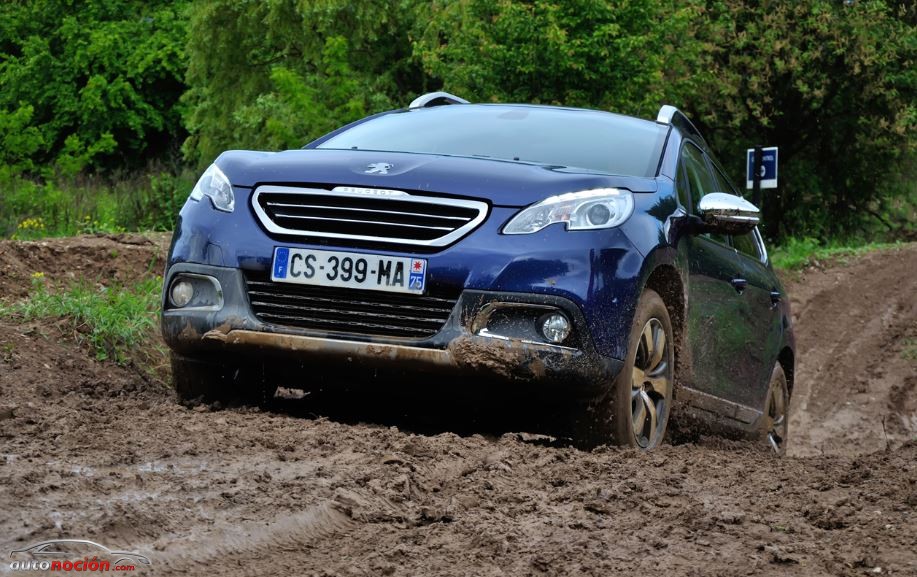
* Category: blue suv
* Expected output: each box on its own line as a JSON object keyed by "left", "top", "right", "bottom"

{"left": 162, "top": 93, "right": 795, "bottom": 451}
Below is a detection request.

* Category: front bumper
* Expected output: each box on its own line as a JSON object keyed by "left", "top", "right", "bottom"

{"left": 162, "top": 263, "right": 622, "bottom": 398}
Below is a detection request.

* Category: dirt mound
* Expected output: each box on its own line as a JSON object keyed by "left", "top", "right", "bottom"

{"left": 0, "top": 232, "right": 170, "bottom": 297}
{"left": 0, "top": 236, "right": 915, "bottom": 576}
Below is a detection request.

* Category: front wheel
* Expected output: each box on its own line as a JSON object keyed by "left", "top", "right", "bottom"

{"left": 761, "top": 363, "right": 789, "bottom": 455}
{"left": 575, "top": 289, "right": 675, "bottom": 449}
{"left": 171, "top": 354, "right": 273, "bottom": 407}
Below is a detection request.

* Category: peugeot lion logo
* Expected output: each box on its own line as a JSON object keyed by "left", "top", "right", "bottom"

{"left": 364, "top": 162, "right": 393, "bottom": 175}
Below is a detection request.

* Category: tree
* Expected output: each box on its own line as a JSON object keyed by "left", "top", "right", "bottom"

{"left": 683, "top": 0, "right": 916, "bottom": 239}
{"left": 414, "top": 0, "right": 702, "bottom": 118}
{"left": 182, "top": 0, "right": 425, "bottom": 166}
{"left": 0, "top": 0, "right": 189, "bottom": 174}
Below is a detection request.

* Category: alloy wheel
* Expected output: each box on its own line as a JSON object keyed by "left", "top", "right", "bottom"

{"left": 630, "top": 318, "right": 672, "bottom": 448}
{"left": 765, "top": 375, "right": 788, "bottom": 454}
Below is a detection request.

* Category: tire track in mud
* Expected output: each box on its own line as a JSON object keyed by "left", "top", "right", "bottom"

{"left": 150, "top": 501, "right": 354, "bottom": 575}
{"left": 785, "top": 243, "right": 917, "bottom": 456}
{"left": 141, "top": 446, "right": 508, "bottom": 575}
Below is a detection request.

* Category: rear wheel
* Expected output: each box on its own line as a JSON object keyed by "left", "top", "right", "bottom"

{"left": 172, "top": 354, "right": 273, "bottom": 406}
{"left": 761, "top": 363, "right": 789, "bottom": 455}
{"left": 575, "top": 289, "right": 675, "bottom": 449}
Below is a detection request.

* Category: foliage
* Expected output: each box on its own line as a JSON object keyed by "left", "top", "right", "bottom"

{"left": 0, "top": 104, "right": 44, "bottom": 174}
{"left": 0, "top": 0, "right": 914, "bottom": 245}
{"left": 684, "top": 1, "right": 916, "bottom": 240}
{"left": 182, "top": 0, "right": 423, "bottom": 166}
{"left": 0, "top": 0, "right": 189, "bottom": 174}
{"left": 414, "top": 0, "right": 702, "bottom": 118}
{"left": 769, "top": 237, "right": 906, "bottom": 270}
{"left": 0, "top": 277, "right": 162, "bottom": 363}
{"left": 0, "top": 169, "right": 192, "bottom": 238}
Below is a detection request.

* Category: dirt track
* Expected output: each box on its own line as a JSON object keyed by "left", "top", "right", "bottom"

{"left": 1, "top": 235, "right": 915, "bottom": 576}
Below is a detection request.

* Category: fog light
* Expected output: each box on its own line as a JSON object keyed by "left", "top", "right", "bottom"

{"left": 169, "top": 280, "right": 194, "bottom": 308}
{"left": 540, "top": 313, "right": 571, "bottom": 344}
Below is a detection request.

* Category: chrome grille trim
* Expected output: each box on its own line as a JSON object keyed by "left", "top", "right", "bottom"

{"left": 263, "top": 202, "right": 473, "bottom": 222}
{"left": 244, "top": 277, "right": 458, "bottom": 338}
{"left": 271, "top": 213, "right": 454, "bottom": 231}
{"left": 252, "top": 185, "right": 489, "bottom": 247}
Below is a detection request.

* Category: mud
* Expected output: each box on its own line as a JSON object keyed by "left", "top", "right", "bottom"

{"left": 0, "top": 233, "right": 170, "bottom": 297}
{"left": 784, "top": 245, "right": 917, "bottom": 456}
{"left": 1, "top": 236, "right": 915, "bottom": 576}
{"left": 447, "top": 337, "right": 552, "bottom": 380}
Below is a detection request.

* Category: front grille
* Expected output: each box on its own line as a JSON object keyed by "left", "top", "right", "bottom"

{"left": 252, "top": 185, "right": 488, "bottom": 247}
{"left": 245, "top": 274, "right": 459, "bottom": 339}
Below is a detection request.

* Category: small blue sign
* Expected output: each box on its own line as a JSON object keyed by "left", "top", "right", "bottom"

{"left": 746, "top": 147, "right": 778, "bottom": 189}
{"left": 273, "top": 247, "right": 289, "bottom": 279}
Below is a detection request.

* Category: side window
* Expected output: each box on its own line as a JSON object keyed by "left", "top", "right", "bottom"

{"left": 681, "top": 142, "right": 727, "bottom": 244}
{"left": 733, "top": 231, "right": 762, "bottom": 261}
{"left": 710, "top": 162, "right": 764, "bottom": 262}
{"left": 711, "top": 163, "right": 738, "bottom": 196}
{"left": 675, "top": 162, "right": 690, "bottom": 208}
{"left": 681, "top": 143, "right": 717, "bottom": 212}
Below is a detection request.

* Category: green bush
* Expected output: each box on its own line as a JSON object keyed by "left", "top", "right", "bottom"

{"left": 0, "top": 277, "right": 162, "bottom": 364}
{"left": 0, "top": 169, "right": 191, "bottom": 238}
{"left": 182, "top": 0, "right": 420, "bottom": 166}
{"left": 414, "top": 0, "right": 700, "bottom": 117}
{"left": 0, "top": 0, "right": 189, "bottom": 174}
{"left": 682, "top": 1, "right": 916, "bottom": 241}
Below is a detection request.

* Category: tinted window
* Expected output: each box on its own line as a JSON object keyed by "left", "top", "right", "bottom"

{"left": 712, "top": 162, "right": 762, "bottom": 259}
{"left": 733, "top": 231, "right": 763, "bottom": 261}
{"left": 707, "top": 158, "right": 769, "bottom": 258}
{"left": 682, "top": 143, "right": 727, "bottom": 244}
{"left": 681, "top": 143, "right": 717, "bottom": 211}
{"left": 711, "top": 163, "right": 738, "bottom": 196}
{"left": 317, "top": 105, "right": 668, "bottom": 177}
{"left": 676, "top": 162, "right": 689, "bottom": 208}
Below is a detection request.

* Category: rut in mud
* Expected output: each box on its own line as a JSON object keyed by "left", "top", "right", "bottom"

{"left": 0, "top": 235, "right": 915, "bottom": 576}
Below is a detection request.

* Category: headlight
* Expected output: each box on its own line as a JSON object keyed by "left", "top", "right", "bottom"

{"left": 189, "top": 163, "right": 234, "bottom": 212}
{"left": 503, "top": 188, "right": 634, "bottom": 234}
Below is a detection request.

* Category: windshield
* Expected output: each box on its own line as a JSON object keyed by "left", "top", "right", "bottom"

{"left": 316, "top": 105, "right": 668, "bottom": 177}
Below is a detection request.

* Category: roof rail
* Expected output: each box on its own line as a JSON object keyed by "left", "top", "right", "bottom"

{"left": 655, "top": 104, "right": 708, "bottom": 147}
{"left": 656, "top": 105, "right": 679, "bottom": 125}
{"left": 409, "top": 91, "right": 469, "bottom": 109}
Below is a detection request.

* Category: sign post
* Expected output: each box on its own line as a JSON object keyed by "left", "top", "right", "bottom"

{"left": 746, "top": 146, "right": 778, "bottom": 210}
{"left": 753, "top": 145, "right": 762, "bottom": 208}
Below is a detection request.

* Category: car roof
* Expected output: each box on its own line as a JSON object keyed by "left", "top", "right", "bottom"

{"left": 402, "top": 102, "right": 664, "bottom": 129}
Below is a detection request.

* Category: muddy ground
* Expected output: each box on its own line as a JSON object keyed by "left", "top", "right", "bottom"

{"left": 0, "top": 235, "right": 915, "bottom": 576}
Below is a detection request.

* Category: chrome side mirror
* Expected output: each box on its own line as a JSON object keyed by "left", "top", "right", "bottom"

{"left": 697, "top": 193, "right": 760, "bottom": 235}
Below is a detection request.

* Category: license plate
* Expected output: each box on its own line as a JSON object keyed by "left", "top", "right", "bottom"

{"left": 271, "top": 247, "right": 427, "bottom": 294}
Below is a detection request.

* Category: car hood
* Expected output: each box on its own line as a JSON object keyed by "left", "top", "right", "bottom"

{"left": 215, "top": 149, "right": 657, "bottom": 208}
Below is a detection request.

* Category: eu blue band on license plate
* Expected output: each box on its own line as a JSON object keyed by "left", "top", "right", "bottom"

{"left": 273, "top": 247, "right": 290, "bottom": 279}
{"left": 271, "top": 247, "right": 427, "bottom": 295}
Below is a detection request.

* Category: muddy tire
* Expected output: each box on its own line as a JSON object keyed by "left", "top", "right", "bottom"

{"left": 171, "top": 354, "right": 273, "bottom": 407}
{"left": 761, "top": 363, "right": 789, "bottom": 455}
{"left": 575, "top": 289, "right": 675, "bottom": 449}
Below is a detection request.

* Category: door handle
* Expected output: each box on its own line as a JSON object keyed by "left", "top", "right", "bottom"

{"left": 730, "top": 278, "right": 748, "bottom": 294}
{"left": 770, "top": 290, "right": 782, "bottom": 309}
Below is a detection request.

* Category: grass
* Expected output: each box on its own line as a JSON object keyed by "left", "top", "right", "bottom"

{"left": 0, "top": 276, "right": 163, "bottom": 364}
{"left": 0, "top": 169, "right": 192, "bottom": 239}
{"left": 903, "top": 338, "right": 917, "bottom": 362}
{"left": 769, "top": 237, "right": 906, "bottom": 270}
